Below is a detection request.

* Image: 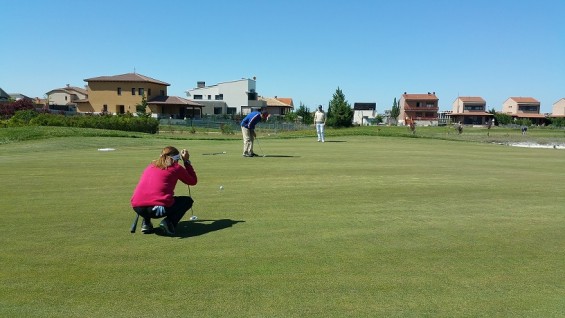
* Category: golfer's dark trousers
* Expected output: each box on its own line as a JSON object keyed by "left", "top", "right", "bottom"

{"left": 133, "top": 196, "right": 194, "bottom": 226}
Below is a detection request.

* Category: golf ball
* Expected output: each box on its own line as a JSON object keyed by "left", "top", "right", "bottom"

{"left": 220, "top": 185, "right": 224, "bottom": 190}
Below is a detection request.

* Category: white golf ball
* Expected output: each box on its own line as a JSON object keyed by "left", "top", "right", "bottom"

{"left": 220, "top": 185, "right": 224, "bottom": 190}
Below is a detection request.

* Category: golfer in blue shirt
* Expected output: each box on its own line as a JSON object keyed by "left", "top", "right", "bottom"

{"left": 240, "top": 107, "right": 268, "bottom": 157}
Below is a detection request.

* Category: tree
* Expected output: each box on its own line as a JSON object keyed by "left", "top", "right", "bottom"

{"left": 327, "top": 87, "right": 353, "bottom": 128}
{"left": 0, "top": 99, "right": 36, "bottom": 119}
{"left": 135, "top": 94, "right": 150, "bottom": 117}
{"left": 295, "top": 102, "right": 313, "bottom": 125}
{"left": 493, "top": 112, "right": 512, "bottom": 125}
{"left": 390, "top": 97, "right": 400, "bottom": 125}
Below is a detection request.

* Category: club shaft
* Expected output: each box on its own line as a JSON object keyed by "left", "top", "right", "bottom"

{"left": 130, "top": 214, "right": 139, "bottom": 233}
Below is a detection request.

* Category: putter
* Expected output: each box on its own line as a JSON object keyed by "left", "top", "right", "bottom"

{"left": 130, "top": 213, "right": 140, "bottom": 233}
{"left": 202, "top": 151, "right": 227, "bottom": 155}
{"left": 188, "top": 185, "right": 198, "bottom": 221}
{"left": 254, "top": 137, "right": 266, "bottom": 157}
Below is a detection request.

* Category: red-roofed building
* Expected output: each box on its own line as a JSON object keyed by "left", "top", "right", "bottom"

{"left": 550, "top": 98, "right": 565, "bottom": 118}
{"left": 501, "top": 97, "right": 546, "bottom": 125}
{"left": 398, "top": 92, "right": 439, "bottom": 126}
{"left": 450, "top": 96, "right": 493, "bottom": 125}
{"left": 75, "top": 73, "right": 202, "bottom": 118}
{"left": 257, "top": 96, "right": 294, "bottom": 116}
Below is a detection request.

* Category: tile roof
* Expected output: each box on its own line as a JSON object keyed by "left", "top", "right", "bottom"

{"left": 148, "top": 95, "right": 203, "bottom": 106}
{"left": 259, "top": 96, "right": 292, "bottom": 107}
{"left": 513, "top": 113, "right": 546, "bottom": 118}
{"left": 84, "top": 73, "right": 170, "bottom": 86}
{"left": 509, "top": 97, "right": 539, "bottom": 103}
{"left": 457, "top": 96, "right": 485, "bottom": 103}
{"left": 403, "top": 93, "right": 438, "bottom": 100}
{"left": 48, "top": 86, "right": 88, "bottom": 96}
{"left": 275, "top": 97, "right": 293, "bottom": 106}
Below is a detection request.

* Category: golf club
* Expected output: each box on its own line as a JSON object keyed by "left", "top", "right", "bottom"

{"left": 254, "top": 137, "right": 266, "bottom": 157}
{"left": 188, "top": 185, "right": 198, "bottom": 221}
{"left": 202, "top": 151, "right": 227, "bottom": 155}
{"left": 130, "top": 213, "right": 139, "bottom": 233}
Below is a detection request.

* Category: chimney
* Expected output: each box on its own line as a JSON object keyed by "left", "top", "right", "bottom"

{"left": 197, "top": 81, "right": 205, "bottom": 88}
{"left": 433, "top": 91, "right": 435, "bottom": 95}
{"left": 66, "top": 84, "right": 70, "bottom": 87}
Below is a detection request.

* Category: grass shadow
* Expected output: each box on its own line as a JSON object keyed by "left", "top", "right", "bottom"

{"left": 155, "top": 219, "right": 246, "bottom": 238}
{"left": 261, "top": 155, "right": 299, "bottom": 158}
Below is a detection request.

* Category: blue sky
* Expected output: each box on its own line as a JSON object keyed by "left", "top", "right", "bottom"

{"left": 1, "top": 0, "right": 563, "bottom": 113}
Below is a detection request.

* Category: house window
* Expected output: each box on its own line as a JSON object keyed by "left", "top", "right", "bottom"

{"left": 160, "top": 90, "right": 165, "bottom": 96}
{"left": 215, "top": 94, "right": 223, "bottom": 100}
{"left": 426, "top": 103, "right": 434, "bottom": 108}
{"left": 416, "top": 102, "right": 421, "bottom": 107}
{"left": 131, "top": 88, "right": 136, "bottom": 95}
{"left": 214, "top": 107, "right": 222, "bottom": 115}
{"left": 208, "top": 95, "right": 211, "bottom": 100}
{"left": 65, "top": 96, "right": 68, "bottom": 101}
{"left": 193, "top": 95, "right": 203, "bottom": 100}
{"left": 117, "top": 87, "right": 122, "bottom": 95}
{"left": 148, "top": 88, "right": 151, "bottom": 96}
{"left": 139, "top": 88, "right": 144, "bottom": 96}
{"left": 518, "top": 105, "right": 538, "bottom": 112}
{"left": 464, "top": 105, "right": 484, "bottom": 111}
{"left": 103, "top": 105, "right": 108, "bottom": 112}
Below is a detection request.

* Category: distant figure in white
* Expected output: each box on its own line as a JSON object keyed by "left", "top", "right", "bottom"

{"left": 314, "top": 105, "right": 326, "bottom": 142}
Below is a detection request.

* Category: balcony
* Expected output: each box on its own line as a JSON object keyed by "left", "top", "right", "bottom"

{"left": 404, "top": 105, "right": 439, "bottom": 111}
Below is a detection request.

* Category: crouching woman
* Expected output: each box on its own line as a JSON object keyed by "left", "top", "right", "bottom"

{"left": 131, "top": 146, "right": 197, "bottom": 235}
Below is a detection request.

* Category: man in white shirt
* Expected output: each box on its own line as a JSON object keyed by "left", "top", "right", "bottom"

{"left": 314, "top": 105, "right": 326, "bottom": 142}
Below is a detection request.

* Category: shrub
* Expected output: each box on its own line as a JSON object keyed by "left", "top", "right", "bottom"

{"left": 220, "top": 123, "right": 235, "bottom": 135}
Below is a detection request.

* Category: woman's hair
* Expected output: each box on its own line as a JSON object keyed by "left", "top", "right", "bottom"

{"left": 152, "top": 146, "right": 180, "bottom": 169}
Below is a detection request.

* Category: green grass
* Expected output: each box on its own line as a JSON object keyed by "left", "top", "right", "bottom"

{"left": 0, "top": 127, "right": 564, "bottom": 317}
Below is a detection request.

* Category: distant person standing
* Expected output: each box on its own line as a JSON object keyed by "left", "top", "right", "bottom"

{"left": 314, "top": 105, "right": 326, "bottom": 142}
{"left": 456, "top": 122, "right": 463, "bottom": 134}
{"left": 521, "top": 126, "right": 528, "bottom": 135}
{"left": 240, "top": 107, "right": 269, "bottom": 157}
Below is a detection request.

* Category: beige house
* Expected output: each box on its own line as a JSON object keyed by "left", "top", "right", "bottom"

{"left": 256, "top": 96, "right": 294, "bottom": 116}
{"left": 450, "top": 96, "right": 492, "bottom": 125}
{"left": 501, "top": 97, "right": 546, "bottom": 124}
{"left": 75, "top": 73, "right": 202, "bottom": 118}
{"left": 46, "top": 85, "right": 88, "bottom": 106}
{"left": 550, "top": 98, "right": 565, "bottom": 117}
{"left": 398, "top": 92, "right": 439, "bottom": 126}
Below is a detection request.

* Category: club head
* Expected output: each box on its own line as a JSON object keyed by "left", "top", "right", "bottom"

{"left": 189, "top": 215, "right": 198, "bottom": 221}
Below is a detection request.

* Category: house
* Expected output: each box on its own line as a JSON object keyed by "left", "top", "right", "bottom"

{"left": 185, "top": 78, "right": 264, "bottom": 116}
{"left": 353, "top": 102, "right": 377, "bottom": 126}
{"left": 550, "top": 98, "right": 565, "bottom": 118}
{"left": 450, "top": 96, "right": 493, "bottom": 125}
{"left": 47, "top": 85, "right": 87, "bottom": 105}
{"left": 0, "top": 87, "right": 11, "bottom": 103}
{"left": 398, "top": 92, "right": 439, "bottom": 126}
{"left": 75, "top": 73, "right": 203, "bottom": 118}
{"left": 501, "top": 97, "right": 546, "bottom": 125}
{"left": 9, "top": 93, "right": 33, "bottom": 102}
{"left": 257, "top": 96, "right": 294, "bottom": 116}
